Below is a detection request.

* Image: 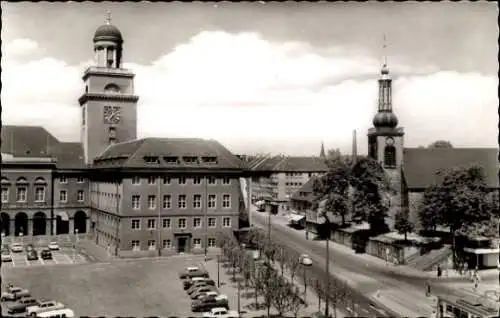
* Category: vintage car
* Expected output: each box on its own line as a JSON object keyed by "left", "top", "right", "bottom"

{"left": 6, "top": 297, "right": 39, "bottom": 314}
{"left": 179, "top": 266, "right": 209, "bottom": 279}
{"left": 1, "top": 286, "right": 31, "bottom": 301}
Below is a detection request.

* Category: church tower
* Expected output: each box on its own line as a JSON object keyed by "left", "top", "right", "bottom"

{"left": 367, "top": 37, "right": 404, "bottom": 189}
{"left": 79, "top": 11, "right": 139, "bottom": 165}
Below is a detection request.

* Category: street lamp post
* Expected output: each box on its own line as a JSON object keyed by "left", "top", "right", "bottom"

{"left": 73, "top": 229, "right": 79, "bottom": 262}
{"left": 299, "top": 254, "right": 313, "bottom": 306}
{"left": 217, "top": 254, "right": 220, "bottom": 287}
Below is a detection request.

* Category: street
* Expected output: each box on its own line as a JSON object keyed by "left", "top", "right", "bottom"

{"left": 251, "top": 210, "right": 483, "bottom": 317}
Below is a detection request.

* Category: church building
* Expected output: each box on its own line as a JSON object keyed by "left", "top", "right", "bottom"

{"left": 366, "top": 57, "right": 499, "bottom": 229}
{"left": 1, "top": 15, "right": 247, "bottom": 258}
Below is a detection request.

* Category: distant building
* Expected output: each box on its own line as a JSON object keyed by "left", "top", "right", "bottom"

{"left": 0, "top": 15, "right": 247, "bottom": 258}
{"left": 248, "top": 155, "right": 328, "bottom": 214}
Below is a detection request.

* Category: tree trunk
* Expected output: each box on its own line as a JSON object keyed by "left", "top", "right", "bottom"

{"left": 404, "top": 232, "right": 407, "bottom": 242}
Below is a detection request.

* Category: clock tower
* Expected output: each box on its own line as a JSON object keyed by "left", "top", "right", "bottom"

{"left": 79, "top": 11, "right": 139, "bottom": 165}
{"left": 367, "top": 39, "right": 404, "bottom": 187}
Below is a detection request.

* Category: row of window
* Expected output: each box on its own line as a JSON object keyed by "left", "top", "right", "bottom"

{"left": 285, "top": 182, "right": 303, "bottom": 187}
{"left": 132, "top": 194, "right": 231, "bottom": 210}
{"left": 1, "top": 187, "right": 85, "bottom": 203}
{"left": 59, "top": 176, "right": 85, "bottom": 184}
{"left": 131, "top": 216, "right": 232, "bottom": 230}
{"left": 132, "top": 176, "right": 231, "bottom": 186}
{"left": 285, "top": 172, "right": 315, "bottom": 177}
{"left": 131, "top": 238, "right": 217, "bottom": 250}
{"left": 1, "top": 176, "right": 85, "bottom": 184}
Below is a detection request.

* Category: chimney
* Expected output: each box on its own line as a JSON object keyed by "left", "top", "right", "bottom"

{"left": 352, "top": 130, "right": 358, "bottom": 164}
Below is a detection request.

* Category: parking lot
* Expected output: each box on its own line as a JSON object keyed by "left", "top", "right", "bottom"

{"left": 2, "top": 255, "right": 217, "bottom": 317}
{"left": 2, "top": 248, "right": 87, "bottom": 268}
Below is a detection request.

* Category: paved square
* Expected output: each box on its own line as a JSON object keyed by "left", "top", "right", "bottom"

{"left": 2, "top": 255, "right": 214, "bottom": 317}
{"left": 2, "top": 249, "right": 87, "bottom": 268}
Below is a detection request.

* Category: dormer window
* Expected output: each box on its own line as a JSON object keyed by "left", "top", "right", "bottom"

{"left": 144, "top": 156, "right": 160, "bottom": 164}
{"left": 183, "top": 156, "right": 198, "bottom": 164}
{"left": 201, "top": 156, "right": 218, "bottom": 164}
{"left": 164, "top": 156, "right": 179, "bottom": 164}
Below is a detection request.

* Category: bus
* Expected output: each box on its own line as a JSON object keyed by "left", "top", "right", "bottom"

{"left": 437, "top": 291, "right": 499, "bottom": 318}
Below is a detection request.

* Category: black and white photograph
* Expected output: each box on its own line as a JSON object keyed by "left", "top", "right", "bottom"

{"left": 0, "top": 2, "right": 498, "bottom": 317}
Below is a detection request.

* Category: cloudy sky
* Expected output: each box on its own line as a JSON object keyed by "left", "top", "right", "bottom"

{"left": 1, "top": 2, "right": 498, "bottom": 155}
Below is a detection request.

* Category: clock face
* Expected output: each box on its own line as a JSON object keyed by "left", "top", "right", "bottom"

{"left": 386, "top": 137, "right": 395, "bottom": 146}
{"left": 103, "top": 106, "right": 122, "bottom": 124}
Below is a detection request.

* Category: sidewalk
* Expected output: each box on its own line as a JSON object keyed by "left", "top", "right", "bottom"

{"left": 202, "top": 255, "right": 342, "bottom": 317}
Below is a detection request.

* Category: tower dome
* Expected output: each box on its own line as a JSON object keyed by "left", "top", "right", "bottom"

{"left": 93, "top": 24, "right": 123, "bottom": 43}
{"left": 373, "top": 111, "right": 398, "bottom": 128}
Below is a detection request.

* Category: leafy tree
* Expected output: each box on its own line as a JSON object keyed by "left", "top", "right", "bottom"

{"left": 394, "top": 209, "right": 415, "bottom": 241}
{"left": 418, "top": 184, "right": 444, "bottom": 232}
{"left": 313, "top": 156, "right": 352, "bottom": 226}
{"left": 428, "top": 140, "right": 453, "bottom": 148}
{"left": 350, "top": 157, "right": 391, "bottom": 234}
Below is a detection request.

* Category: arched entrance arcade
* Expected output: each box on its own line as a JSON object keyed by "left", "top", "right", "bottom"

{"left": 1, "top": 213, "right": 10, "bottom": 236}
{"left": 74, "top": 211, "right": 87, "bottom": 234}
{"left": 56, "top": 212, "right": 70, "bottom": 235}
{"left": 14, "top": 212, "right": 28, "bottom": 236}
{"left": 33, "top": 212, "right": 47, "bottom": 236}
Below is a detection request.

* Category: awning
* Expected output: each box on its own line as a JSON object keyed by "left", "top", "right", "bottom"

{"left": 289, "top": 214, "right": 305, "bottom": 222}
{"left": 463, "top": 247, "right": 500, "bottom": 255}
{"left": 56, "top": 211, "right": 69, "bottom": 221}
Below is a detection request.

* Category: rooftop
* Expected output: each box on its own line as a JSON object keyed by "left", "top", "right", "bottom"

{"left": 249, "top": 156, "right": 328, "bottom": 173}
{"left": 403, "top": 147, "right": 499, "bottom": 189}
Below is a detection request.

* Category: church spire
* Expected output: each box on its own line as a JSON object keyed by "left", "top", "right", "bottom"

{"left": 320, "top": 141, "right": 326, "bottom": 158}
{"left": 106, "top": 10, "right": 112, "bottom": 25}
{"left": 372, "top": 34, "right": 398, "bottom": 128}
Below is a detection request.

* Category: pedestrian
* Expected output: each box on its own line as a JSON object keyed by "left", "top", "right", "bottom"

{"left": 437, "top": 265, "right": 442, "bottom": 277}
{"left": 426, "top": 280, "right": 431, "bottom": 297}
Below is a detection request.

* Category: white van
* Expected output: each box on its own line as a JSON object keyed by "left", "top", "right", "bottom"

{"left": 34, "top": 308, "right": 74, "bottom": 318}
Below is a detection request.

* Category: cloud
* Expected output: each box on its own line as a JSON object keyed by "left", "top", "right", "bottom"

{"left": 1, "top": 32, "right": 497, "bottom": 156}
{"left": 2, "top": 38, "right": 39, "bottom": 57}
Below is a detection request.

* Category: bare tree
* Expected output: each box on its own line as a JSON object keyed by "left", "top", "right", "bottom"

{"left": 285, "top": 250, "right": 302, "bottom": 284}
{"left": 271, "top": 277, "right": 295, "bottom": 316}
{"left": 289, "top": 285, "right": 306, "bottom": 318}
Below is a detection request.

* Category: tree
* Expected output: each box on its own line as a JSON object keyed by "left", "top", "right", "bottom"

{"left": 313, "top": 156, "right": 352, "bottom": 226}
{"left": 284, "top": 250, "right": 302, "bottom": 284}
{"left": 288, "top": 286, "right": 305, "bottom": 318}
{"left": 350, "top": 157, "right": 391, "bottom": 234}
{"left": 394, "top": 209, "right": 415, "bottom": 241}
{"left": 419, "top": 164, "right": 492, "bottom": 270}
{"left": 270, "top": 278, "right": 295, "bottom": 316}
{"left": 418, "top": 184, "right": 444, "bottom": 232}
{"left": 428, "top": 140, "right": 453, "bottom": 148}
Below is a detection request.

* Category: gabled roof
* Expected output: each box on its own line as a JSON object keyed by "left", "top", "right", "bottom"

{"left": 1, "top": 125, "right": 84, "bottom": 170}
{"left": 250, "top": 156, "right": 328, "bottom": 172}
{"left": 94, "top": 137, "right": 246, "bottom": 170}
{"left": 290, "top": 176, "right": 320, "bottom": 202}
{"left": 403, "top": 148, "right": 499, "bottom": 189}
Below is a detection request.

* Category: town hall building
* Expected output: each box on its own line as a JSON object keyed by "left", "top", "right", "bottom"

{"left": 1, "top": 15, "right": 247, "bottom": 258}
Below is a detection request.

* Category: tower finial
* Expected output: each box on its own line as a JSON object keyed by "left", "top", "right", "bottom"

{"left": 106, "top": 10, "right": 112, "bottom": 25}
{"left": 383, "top": 34, "right": 387, "bottom": 66}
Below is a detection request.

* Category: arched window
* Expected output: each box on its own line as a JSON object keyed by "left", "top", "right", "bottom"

{"left": 34, "top": 177, "right": 46, "bottom": 184}
{"left": 1, "top": 176, "right": 10, "bottom": 184}
{"left": 16, "top": 177, "right": 28, "bottom": 184}
{"left": 104, "top": 83, "right": 120, "bottom": 93}
{"left": 384, "top": 146, "right": 396, "bottom": 168}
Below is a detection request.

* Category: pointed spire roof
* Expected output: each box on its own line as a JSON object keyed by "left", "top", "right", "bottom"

{"left": 320, "top": 142, "right": 326, "bottom": 158}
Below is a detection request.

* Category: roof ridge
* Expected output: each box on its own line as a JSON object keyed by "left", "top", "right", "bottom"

{"left": 273, "top": 156, "right": 289, "bottom": 170}
{"left": 125, "top": 139, "right": 150, "bottom": 165}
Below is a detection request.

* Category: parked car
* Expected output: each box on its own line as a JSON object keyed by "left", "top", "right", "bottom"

{"left": 187, "top": 281, "right": 213, "bottom": 294}
{"left": 187, "top": 281, "right": 215, "bottom": 294}
{"left": 48, "top": 242, "right": 60, "bottom": 251}
{"left": 184, "top": 277, "right": 216, "bottom": 290}
{"left": 203, "top": 307, "right": 240, "bottom": 318}
{"left": 36, "top": 308, "right": 75, "bottom": 318}
{"left": 1, "top": 286, "right": 31, "bottom": 301}
{"left": 25, "top": 244, "right": 35, "bottom": 252}
{"left": 26, "top": 300, "right": 65, "bottom": 315}
{"left": 41, "top": 249, "right": 53, "bottom": 260}
{"left": 190, "top": 286, "right": 218, "bottom": 299}
{"left": 10, "top": 243, "right": 24, "bottom": 253}
{"left": 179, "top": 266, "right": 209, "bottom": 279}
{"left": 195, "top": 291, "right": 219, "bottom": 300}
{"left": 1, "top": 250, "right": 12, "bottom": 262}
{"left": 191, "top": 295, "right": 229, "bottom": 312}
{"left": 27, "top": 250, "right": 38, "bottom": 261}
{"left": 7, "top": 297, "right": 39, "bottom": 314}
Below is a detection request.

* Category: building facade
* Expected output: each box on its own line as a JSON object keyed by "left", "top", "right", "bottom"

{"left": 1, "top": 16, "right": 246, "bottom": 258}
{"left": 248, "top": 156, "right": 328, "bottom": 214}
